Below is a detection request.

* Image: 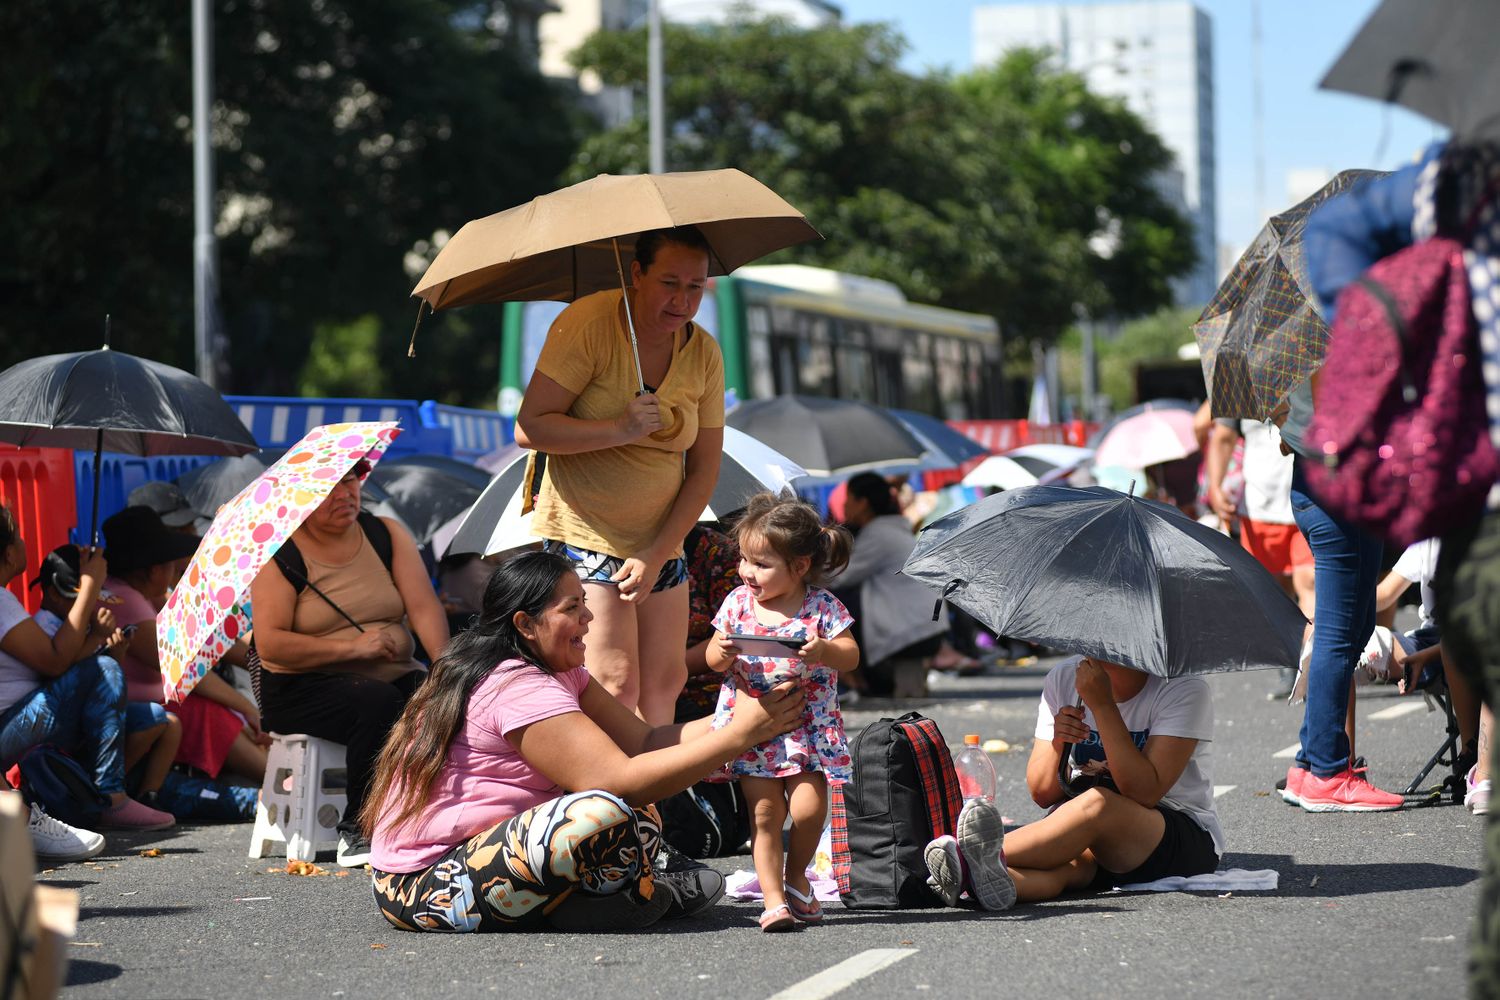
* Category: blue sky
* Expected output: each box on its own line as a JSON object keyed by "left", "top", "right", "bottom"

{"left": 837, "top": 0, "right": 1442, "bottom": 250}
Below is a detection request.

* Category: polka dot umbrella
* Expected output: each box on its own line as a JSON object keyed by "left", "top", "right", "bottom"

{"left": 154, "top": 421, "right": 401, "bottom": 702}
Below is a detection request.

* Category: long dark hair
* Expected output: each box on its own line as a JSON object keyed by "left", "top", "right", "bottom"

{"left": 734, "top": 491, "right": 851, "bottom": 587}
{"left": 845, "top": 472, "right": 902, "bottom": 517}
{"left": 360, "top": 551, "right": 576, "bottom": 838}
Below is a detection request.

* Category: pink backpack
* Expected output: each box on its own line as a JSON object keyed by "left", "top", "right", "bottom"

{"left": 1306, "top": 237, "right": 1499, "bottom": 547}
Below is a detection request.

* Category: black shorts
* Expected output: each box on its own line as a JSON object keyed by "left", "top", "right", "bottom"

{"left": 1089, "top": 805, "right": 1219, "bottom": 890}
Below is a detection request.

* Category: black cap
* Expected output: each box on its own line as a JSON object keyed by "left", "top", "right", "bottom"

{"left": 128, "top": 481, "right": 200, "bottom": 529}
{"left": 31, "top": 545, "right": 82, "bottom": 598}
{"left": 102, "top": 506, "right": 201, "bottom": 576}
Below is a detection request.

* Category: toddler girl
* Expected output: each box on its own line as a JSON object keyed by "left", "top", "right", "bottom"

{"left": 706, "top": 493, "right": 859, "bottom": 932}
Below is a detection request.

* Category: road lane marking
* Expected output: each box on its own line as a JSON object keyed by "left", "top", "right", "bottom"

{"left": 1370, "top": 701, "right": 1426, "bottom": 721}
{"left": 766, "top": 949, "right": 917, "bottom": 1000}
{"left": 1272, "top": 743, "right": 1302, "bottom": 759}
{"left": 1213, "top": 785, "right": 1237, "bottom": 798}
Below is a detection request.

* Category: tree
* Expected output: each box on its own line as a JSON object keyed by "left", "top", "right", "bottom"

{"left": 0, "top": 0, "right": 578, "bottom": 405}
{"left": 568, "top": 22, "right": 1195, "bottom": 348}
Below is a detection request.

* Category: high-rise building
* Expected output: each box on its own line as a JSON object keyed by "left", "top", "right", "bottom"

{"left": 540, "top": 0, "right": 841, "bottom": 128}
{"left": 972, "top": 1, "right": 1217, "bottom": 306}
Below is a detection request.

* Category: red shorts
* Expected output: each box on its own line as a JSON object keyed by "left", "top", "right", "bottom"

{"left": 165, "top": 692, "right": 245, "bottom": 778}
{"left": 1240, "top": 517, "right": 1313, "bottom": 576}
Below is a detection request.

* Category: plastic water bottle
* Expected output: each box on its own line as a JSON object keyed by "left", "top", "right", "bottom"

{"left": 954, "top": 734, "right": 997, "bottom": 802}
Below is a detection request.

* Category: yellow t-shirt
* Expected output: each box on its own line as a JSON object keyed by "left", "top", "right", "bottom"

{"left": 530, "top": 289, "right": 725, "bottom": 559}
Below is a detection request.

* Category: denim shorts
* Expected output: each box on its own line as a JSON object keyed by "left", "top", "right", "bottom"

{"left": 124, "top": 701, "right": 169, "bottom": 733}
{"left": 542, "top": 540, "right": 688, "bottom": 593}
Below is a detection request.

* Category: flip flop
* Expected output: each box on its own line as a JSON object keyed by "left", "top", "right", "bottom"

{"left": 759, "top": 903, "right": 797, "bottom": 932}
{"left": 784, "top": 884, "right": 823, "bottom": 924}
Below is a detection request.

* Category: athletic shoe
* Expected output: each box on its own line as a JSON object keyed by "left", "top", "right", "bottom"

{"left": 29, "top": 804, "right": 105, "bottom": 862}
{"left": 657, "top": 866, "right": 725, "bottom": 919}
{"left": 924, "top": 834, "right": 965, "bottom": 906}
{"left": 1297, "top": 767, "right": 1404, "bottom": 813}
{"left": 336, "top": 833, "right": 372, "bottom": 868}
{"left": 1280, "top": 765, "right": 1307, "bottom": 806}
{"left": 1467, "top": 765, "right": 1492, "bottom": 816}
{"left": 954, "top": 799, "right": 1016, "bottom": 911}
{"left": 98, "top": 796, "right": 176, "bottom": 831}
{"left": 548, "top": 881, "right": 671, "bottom": 931}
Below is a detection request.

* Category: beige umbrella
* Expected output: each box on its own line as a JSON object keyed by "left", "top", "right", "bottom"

{"left": 408, "top": 169, "right": 820, "bottom": 384}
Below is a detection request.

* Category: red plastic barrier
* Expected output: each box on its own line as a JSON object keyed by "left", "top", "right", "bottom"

{"left": 0, "top": 446, "right": 78, "bottom": 613}
{"left": 922, "top": 420, "right": 1097, "bottom": 490}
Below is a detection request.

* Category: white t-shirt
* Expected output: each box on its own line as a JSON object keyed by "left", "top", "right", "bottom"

{"left": 1391, "top": 539, "right": 1441, "bottom": 632}
{"left": 0, "top": 589, "right": 40, "bottom": 712}
{"left": 1238, "top": 420, "right": 1294, "bottom": 524}
{"left": 1035, "top": 656, "right": 1223, "bottom": 855}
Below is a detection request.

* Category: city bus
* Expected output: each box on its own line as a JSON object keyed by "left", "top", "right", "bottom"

{"left": 497, "top": 264, "right": 1005, "bottom": 420}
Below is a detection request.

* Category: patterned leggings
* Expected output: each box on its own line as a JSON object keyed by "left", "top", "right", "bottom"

{"left": 372, "top": 791, "right": 663, "bottom": 933}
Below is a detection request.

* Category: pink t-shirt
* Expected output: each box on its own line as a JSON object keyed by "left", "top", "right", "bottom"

{"left": 105, "top": 577, "right": 166, "bottom": 704}
{"left": 370, "top": 660, "right": 590, "bottom": 873}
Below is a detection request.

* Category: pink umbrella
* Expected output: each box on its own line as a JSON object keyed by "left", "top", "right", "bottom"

{"left": 155, "top": 421, "right": 401, "bottom": 701}
{"left": 1093, "top": 408, "right": 1200, "bottom": 470}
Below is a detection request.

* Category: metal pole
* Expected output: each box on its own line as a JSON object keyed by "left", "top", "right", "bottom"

{"left": 192, "top": 0, "right": 220, "bottom": 387}
{"left": 647, "top": 0, "right": 665, "bottom": 174}
{"left": 1081, "top": 317, "right": 1097, "bottom": 422}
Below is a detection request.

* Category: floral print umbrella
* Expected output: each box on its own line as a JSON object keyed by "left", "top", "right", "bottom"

{"left": 155, "top": 421, "right": 401, "bottom": 701}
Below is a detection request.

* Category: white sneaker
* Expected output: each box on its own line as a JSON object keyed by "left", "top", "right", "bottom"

{"left": 29, "top": 804, "right": 106, "bottom": 862}
{"left": 1467, "top": 765, "right": 1492, "bottom": 816}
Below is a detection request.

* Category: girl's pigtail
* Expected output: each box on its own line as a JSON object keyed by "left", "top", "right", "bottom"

{"left": 816, "top": 522, "right": 853, "bottom": 581}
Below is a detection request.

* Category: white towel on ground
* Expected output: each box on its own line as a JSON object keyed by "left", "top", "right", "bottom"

{"left": 1114, "top": 868, "right": 1279, "bottom": 892}
{"left": 724, "top": 869, "right": 841, "bottom": 902}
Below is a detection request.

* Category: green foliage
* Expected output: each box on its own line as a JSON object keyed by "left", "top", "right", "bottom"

{"left": 1058, "top": 306, "right": 1200, "bottom": 409}
{"left": 0, "top": 0, "right": 576, "bottom": 404}
{"left": 569, "top": 22, "right": 1195, "bottom": 344}
{"left": 298, "top": 315, "right": 385, "bottom": 397}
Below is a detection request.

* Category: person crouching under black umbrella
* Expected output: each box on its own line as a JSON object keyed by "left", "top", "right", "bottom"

{"left": 924, "top": 655, "right": 1222, "bottom": 909}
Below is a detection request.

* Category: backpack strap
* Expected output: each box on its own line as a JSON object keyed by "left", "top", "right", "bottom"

{"left": 273, "top": 510, "right": 393, "bottom": 594}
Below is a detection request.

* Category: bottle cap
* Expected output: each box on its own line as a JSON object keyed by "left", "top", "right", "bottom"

{"left": 964, "top": 734, "right": 980, "bottom": 745}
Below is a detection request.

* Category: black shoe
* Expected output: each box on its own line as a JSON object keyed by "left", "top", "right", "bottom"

{"left": 336, "top": 833, "right": 372, "bottom": 868}
{"left": 548, "top": 882, "right": 671, "bottom": 931}
{"left": 657, "top": 866, "right": 726, "bottom": 919}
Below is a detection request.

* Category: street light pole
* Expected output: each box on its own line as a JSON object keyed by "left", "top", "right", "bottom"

{"left": 647, "top": 0, "right": 665, "bottom": 173}
{"left": 192, "top": 0, "right": 220, "bottom": 387}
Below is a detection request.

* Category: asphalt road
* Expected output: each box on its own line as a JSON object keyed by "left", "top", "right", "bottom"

{"left": 45, "top": 656, "right": 1482, "bottom": 1000}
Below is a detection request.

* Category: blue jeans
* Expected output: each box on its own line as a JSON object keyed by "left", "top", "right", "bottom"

{"left": 0, "top": 655, "right": 132, "bottom": 795}
{"left": 1289, "top": 460, "right": 1384, "bottom": 777}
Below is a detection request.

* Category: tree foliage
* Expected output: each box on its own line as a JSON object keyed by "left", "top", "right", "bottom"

{"left": 0, "top": 0, "right": 577, "bottom": 404}
{"left": 569, "top": 21, "right": 1195, "bottom": 345}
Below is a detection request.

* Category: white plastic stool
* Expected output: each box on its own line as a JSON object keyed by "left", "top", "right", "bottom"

{"left": 247, "top": 734, "right": 349, "bottom": 862}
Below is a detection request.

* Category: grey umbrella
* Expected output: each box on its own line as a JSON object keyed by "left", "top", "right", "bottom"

{"left": 726, "top": 396, "right": 924, "bottom": 478}
{"left": 1321, "top": 0, "right": 1500, "bottom": 141}
{"left": 0, "top": 347, "right": 258, "bottom": 541}
{"left": 902, "top": 484, "right": 1306, "bottom": 677}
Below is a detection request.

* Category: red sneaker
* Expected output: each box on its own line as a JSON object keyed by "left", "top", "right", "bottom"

{"left": 1298, "top": 767, "right": 1404, "bottom": 812}
{"left": 1281, "top": 765, "right": 1307, "bottom": 806}
{"left": 99, "top": 796, "right": 176, "bottom": 831}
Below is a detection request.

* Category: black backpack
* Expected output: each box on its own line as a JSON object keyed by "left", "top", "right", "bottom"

{"left": 8, "top": 745, "right": 111, "bottom": 829}
{"left": 831, "top": 713, "right": 965, "bottom": 909}
{"left": 658, "top": 780, "right": 750, "bottom": 859}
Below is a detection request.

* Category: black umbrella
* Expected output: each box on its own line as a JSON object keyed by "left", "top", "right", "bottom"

{"left": 901, "top": 484, "right": 1305, "bottom": 677}
{"left": 726, "top": 395, "right": 924, "bottom": 478}
{"left": 365, "top": 462, "right": 483, "bottom": 549}
{"left": 1321, "top": 0, "right": 1500, "bottom": 141}
{"left": 380, "top": 454, "right": 492, "bottom": 492}
{"left": 0, "top": 347, "right": 258, "bottom": 541}
{"left": 177, "top": 450, "right": 286, "bottom": 516}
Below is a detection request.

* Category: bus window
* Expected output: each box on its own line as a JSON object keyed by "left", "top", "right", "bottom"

{"left": 934, "top": 337, "right": 970, "bottom": 419}
{"left": 774, "top": 306, "right": 835, "bottom": 397}
{"left": 746, "top": 304, "right": 776, "bottom": 399}
{"left": 900, "top": 331, "right": 938, "bottom": 415}
{"left": 834, "top": 323, "right": 876, "bottom": 403}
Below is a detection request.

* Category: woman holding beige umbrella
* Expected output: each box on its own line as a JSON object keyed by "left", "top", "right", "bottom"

{"left": 515, "top": 226, "right": 723, "bottom": 724}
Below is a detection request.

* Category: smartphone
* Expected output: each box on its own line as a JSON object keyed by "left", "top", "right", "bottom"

{"left": 724, "top": 633, "right": 805, "bottom": 657}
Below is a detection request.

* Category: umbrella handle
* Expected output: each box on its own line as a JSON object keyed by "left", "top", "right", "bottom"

{"left": 1056, "top": 693, "right": 1086, "bottom": 798}
{"left": 611, "top": 237, "right": 647, "bottom": 395}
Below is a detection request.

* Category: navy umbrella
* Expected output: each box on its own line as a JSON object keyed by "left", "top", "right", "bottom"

{"left": 0, "top": 347, "right": 258, "bottom": 541}
{"left": 891, "top": 409, "right": 989, "bottom": 469}
{"left": 902, "top": 484, "right": 1305, "bottom": 677}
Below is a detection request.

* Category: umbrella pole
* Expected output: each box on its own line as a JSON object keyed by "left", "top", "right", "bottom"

{"left": 89, "top": 428, "right": 103, "bottom": 546}
{"left": 611, "top": 238, "right": 647, "bottom": 394}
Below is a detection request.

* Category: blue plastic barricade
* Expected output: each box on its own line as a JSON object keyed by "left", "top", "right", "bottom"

{"left": 417, "top": 401, "right": 513, "bottom": 464}
{"left": 71, "top": 452, "right": 218, "bottom": 545}
{"left": 224, "top": 396, "right": 450, "bottom": 456}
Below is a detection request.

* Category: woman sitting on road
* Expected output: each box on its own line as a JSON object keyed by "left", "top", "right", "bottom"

{"left": 925, "top": 655, "right": 1221, "bottom": 909}
{"left": 364, "top": 551, "right": 804, "bottom": 933}
{"left": 250, "top": 458, "right": 450, "bottom": 868}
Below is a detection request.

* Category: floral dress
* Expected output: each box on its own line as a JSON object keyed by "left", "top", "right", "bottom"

{"left": 708, "top": 585, "right": 855, "bottom": 785}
